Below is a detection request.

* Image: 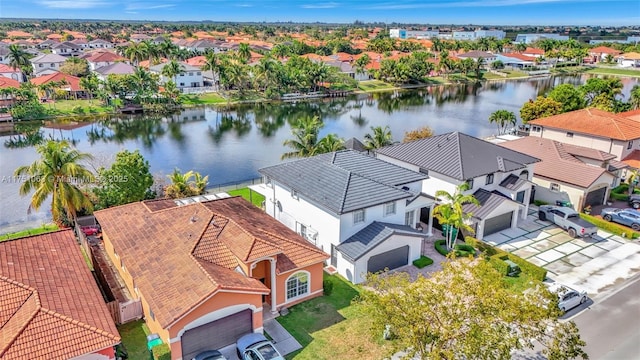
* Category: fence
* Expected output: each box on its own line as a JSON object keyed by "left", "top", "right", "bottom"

{"left": 206, "top": 177, "right": 263, "bottom": 193}
{"left": 105, "top": 299, "right": 143, "bottom": 324}
{"left": 181, "top": 86, "right": 217, "bottom": 94}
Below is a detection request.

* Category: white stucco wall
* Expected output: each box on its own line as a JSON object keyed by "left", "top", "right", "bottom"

{"left": 351, "top": 234, "right": 423, "bottom": 284}
{"left": 339, "top": 200, "right": 406, "bottom": 241}
{"left": 532, "top": 127, "right": 640, "bottom": 161}
{"left": 475, "top": 201, "right": 520, "bottom": 240}
{"left": 532, "top": 172, "right": 614, "bottom": 210}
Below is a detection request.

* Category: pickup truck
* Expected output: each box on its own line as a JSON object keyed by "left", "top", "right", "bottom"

{"left": 538, "top": 205, "right": 598, "bottom": 238}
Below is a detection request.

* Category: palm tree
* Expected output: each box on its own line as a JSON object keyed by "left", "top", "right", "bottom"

{"left": 629, "top": 85, "right": 640, "bottom": 110}
{"left": 316, "top": 134, "right": 345, "bottom": 153}
{"left": 161, "top": 60, "right": 184, "bottom": 86}
{"left": 364, "top": 125, "right": 393, "bottom": 150}
{"left": 201, "top": 52, "right": 221, "bottom": 90}
{"left": 433, "top": 183, "right": 480, "bottom": 251}
{"left": 281, "top": 116, "right": 323, "bottom": 159}
{"left": 8, "top": 44, "right": 30, "bottom": 76}
{"left": 192, "top": 172, "right": 209, "bottom": 195}
{"left": 79, "top": 73, "right": 100, "bottom": 104}
{"left": 488, "top": 110, "right": 517, "bottom": 135}
{"left": 514, "top": 42, "right": 527, "bottom": 53}
{"left": 124, "top": 42, "right": 147, "bottom": 66}
{"left": 237, "top": 43, "right": 251, "bottom": 64}
{"left": 14, "top": 140, "right": 94, "bottom": 225}
{"left": 164, "top": 168, "right": 208, "bottom": 198}
{"left": 473, "top": 57, "right": 486, "bottom": 80}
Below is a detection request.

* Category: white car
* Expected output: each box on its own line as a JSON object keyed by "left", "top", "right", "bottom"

{"left": 548, "top": 284, "right": 587, "bottom": 312}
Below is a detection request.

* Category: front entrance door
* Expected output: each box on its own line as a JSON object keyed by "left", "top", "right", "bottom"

{"left": 331, "top": 245, "right": 338, "bottom": 267}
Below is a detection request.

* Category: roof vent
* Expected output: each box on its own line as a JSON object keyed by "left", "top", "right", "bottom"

{"left": 190, "top": 210, "right": 199, "bottom": 223}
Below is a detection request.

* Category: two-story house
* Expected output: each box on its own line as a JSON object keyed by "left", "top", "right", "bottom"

{"left": 51, "top": 41, "right": 83, "bottom": 56}
{"left": 528, "top": 108, "right": 640, "bottom": 173}
{"left": 30, "top": 53, "right": 67, "bottom": 76}
{"left": 84, "top": 51, "right": 127, "bottom": 71}
{"left": 149, "top": 62, "right": 204, "bottom": 90}
{"left": 499, "top": 137, "right": 626, "bottom": 211}
{"left": 254, "top": 150, "right": 431, "bottom": 284}
{"left": 89, "top": 38, "right": 114, "bottom": 49}
{"left": 376, "top": 132, "right": 540, "bottom": 240}
{"left": 0, "top": 63, "right": 24, "bottom": 83}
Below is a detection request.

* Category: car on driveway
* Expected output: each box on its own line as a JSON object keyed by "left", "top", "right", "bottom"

{"left": 236, "top": 333, "right": 284, "bottom": 360}
{"left": 601, "top": 208, "right": 640, "bottom": 231}
{"left": 548, "top": 284, "right": 587, "bottom": 312}
{"left": 193, "top": 350, "right": 227, "bottom": 360}
{"left": 538, "top": 205, "right": 598, "bottom": 237}
{"left": 629, "top": 194, "right": 640, "bottom": 209}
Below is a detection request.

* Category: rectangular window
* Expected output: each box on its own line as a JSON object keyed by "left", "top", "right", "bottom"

{"left": 188, "top": 72, "right": 193, "bottom": 76}
{"left": 353, "top": 209, "right": 365, "bottom": 224}
{"left": 197, "top": 72, "right": 202, "bottom": 75}
{"left": 405, "top": 210, "right": 415, "bottom": 226}
{"left": 384, "top": 202, "right": 396, "bottom": 216}
{"left": 291, "top": 189, "right": 299, "bottom": 200}
{"left": 466, "top": 179, "right": 474, "bottom": 189}
{"left": 531, "top": 126, "right": 541, "bottom": 132}
{"left": 566, "top": 132, "right": 574, "bottom": 138}
{"left": 299, "top": 223, "right": 307, "bottom": 238}
{"left": 179, "top": 83, "right": 184, "bottom": 86}
{"left": 419, "top": 168, "right": 429, "bottom": 175}
{"left": 628, "top": 141, "right": 633, "bottom": 150}
{"left": 550, "top": 183, "right": 560, "bottom": 191}
{"left": 516, "top": 190, "right": 525, "bottom": 203}
{"left": 485, "top": 174, "right": 494, "bottom": 185}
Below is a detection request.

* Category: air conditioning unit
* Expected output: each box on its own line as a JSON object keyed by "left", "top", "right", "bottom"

{"left": 306, "top": 229, "right": 318, "bottom": 240}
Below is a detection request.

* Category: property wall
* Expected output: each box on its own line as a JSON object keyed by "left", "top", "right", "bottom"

{"left": 339, "top": 200, "right": 406, "bottom": 241}
{"left": 351, "top": 234, "right": 423, "bottom": 284}
{"left": 532, "top": 176, "right": 585, "bottom": 210}
{"left": 275, "top": 262, "right": 325, "bottom": 308}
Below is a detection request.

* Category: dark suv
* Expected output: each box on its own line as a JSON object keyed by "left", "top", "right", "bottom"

{"left": 629, "top": 194, "right": 640, "bottom": 209}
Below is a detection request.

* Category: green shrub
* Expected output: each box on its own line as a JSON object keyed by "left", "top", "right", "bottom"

{"left": 489, "top": 254, "right": 510, "bottom": 276}
{"left": 323, "top": 279, "right": 334, "bottom": 296}
{"left": 580, "top": 213, "right": 639, "bottom": 239}
{"left": 71, "top": 105, "right": 85, "bottom": 114}
{"left": 533, "top": 200, "right": 549, "bottom": 206}
{"left": 454, "top": 244, "right": 475, "bottom": 257}
{"left": 466, "top": 237, "right": 547, "bottom": 281}
{"left": 435, "top": 239, "right": 449, "bottom": 256}
{"left": 465, "top": 236, "right": 499, "bottom": 256}
{"left": 412, "top": 256, "right": 434, "bottom": 269}
{"left": 506, "top": 254, "right": 546, "bottom": 281}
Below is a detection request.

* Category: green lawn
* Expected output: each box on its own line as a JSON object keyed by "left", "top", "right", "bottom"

{"left": 227, "top": 188, "right": 265, "bottom": 208}
{"left": 277, "top": 274, "right": 396, "bottom": 360}
{"left": 357, "top": 80, "right": 397, "bottom": 92}
{"left": 0, "top": 224, "right": 59, "bottom": 241}
{"left": 118, "top": 320, "right": 171, "bottom": 360}
{"left": 46, "top": 99, "right": 112, "bottom": 115}
{"left": 180, "top": 93, "right": 227, "bottom": 105}
{"left": 585, "top": 67, "right": 640, "bottom": 77}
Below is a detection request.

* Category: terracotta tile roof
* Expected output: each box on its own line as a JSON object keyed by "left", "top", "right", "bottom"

{"left": 0, "top": 230, "right": 120, "bottom": 359}
{"left": 7, "top": 31, "right": 32, "bottom": 38}
{"left": 589, "top": 46, "right": 622, "bottom": 55}
{"left": 85, "top": 51, "right": 125, "bottom": 63}
{"left": 523, "top": 47, "right": 545, "bottom": 55}
{"left": 619, "top": 109, "right": 640, "bottom": 122}
{"left": 95, "top": 197, "right": 327, "bottom": 327}
{"left": 30, "top": 72, "right": 82, "bottom": 92}
{"left": 501, "top": 53, "right": 537, "bottom": 62}
{"left": 499, "top": 137, "right": 613, "bottom": 188}
{"left": 623, "top": 150, "right": 640, "bottom": 169}
{"left": 619, "top": 52, "right": 640, "bottom": 60}
{"left": 0, "top": 77, "right": 20, "bottom": 89}
{"left": 0, "top": 64, "right": 21, "bottom": 73}
{"left": 529, "top": 108, "right": 640, "bottom": 141}
{"left": 185, "top": 55, "right": 206, "bottom": 67}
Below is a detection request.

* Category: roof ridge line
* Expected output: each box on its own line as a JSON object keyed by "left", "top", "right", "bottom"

{"left": 0, "top": 291, "right": 41, "bottom": 357}
{"left": 259, "top": 229, "right": 326, "bottom": 255}
{"left": 339, "top": 170, "right": 351, "bottom": 213}
{"left": 40, "top": 307, "right": 121, "bottom": 342}
{"left": 189, "top": 211, "right": 217, "bottom": 256}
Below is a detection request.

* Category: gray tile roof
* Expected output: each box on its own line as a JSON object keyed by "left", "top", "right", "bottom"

{"left": 94, "top": 62, "right": 136, "bottom": 75}
{"left": 462, "top": 189, "right": 517, "bottom": 220}
{"left": 344, "top": 137, "right": 366, "bottom": 152}
{"left": 336, "top": 221, "right": 424, "bottom": 261}
{"left": 376, "top": 132, "right": 540, "bottom": 181}
{"left": 259, "top": 150, "right": 427, "bottom": 214}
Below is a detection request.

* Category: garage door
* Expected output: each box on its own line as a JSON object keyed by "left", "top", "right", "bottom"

{"left": 181, "top": 309, "right": 252, "bottom": 359}
{"left": 367, "top": 245, "right": 409, "bottom": 274}
{"left": 483, "top": 212, "right": 513, "bottom": 237}
{"left": 584, "top": 187, "right": 607, "bottom": 207}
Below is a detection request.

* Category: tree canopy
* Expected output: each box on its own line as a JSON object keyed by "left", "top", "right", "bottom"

{"left": 488, "top": 110, "right": 517, "bottom": 135}
{"left": 403, "top": 126, "right": 434, "bottom": 143}
{"left": 547, "top": 84, "right": 585, "bottom": 113}
{"left": 359, "top": 258, "right": 588, "bottom": 360}
{"left": 93, "top": 150, "right": 155, "bottom": 209}
{"left": 520, "top": 96, "right": 563, "bottom": 123}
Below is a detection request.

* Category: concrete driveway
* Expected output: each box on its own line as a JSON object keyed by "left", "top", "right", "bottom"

{"left": 484, "top": 207, "right": 640, "bottom": 296}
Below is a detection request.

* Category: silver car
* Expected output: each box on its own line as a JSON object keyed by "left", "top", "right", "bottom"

{"left": 548, "top": 284, "right": 587, "bottom": 312}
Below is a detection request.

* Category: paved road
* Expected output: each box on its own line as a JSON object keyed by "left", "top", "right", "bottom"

{"left": 572, "top": 274, "right": 640, "bottom": 359}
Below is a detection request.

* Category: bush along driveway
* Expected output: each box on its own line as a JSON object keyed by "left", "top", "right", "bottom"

{"left": 484, "top": 207, "right": 640, "bottom": 296}
{"left": 276, "top": 273, "right": 397, "bottom": 360}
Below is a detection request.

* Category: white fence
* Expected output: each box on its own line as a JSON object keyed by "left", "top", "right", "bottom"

{"left": 181, "top": 86, "right": 217, "bottom": 94}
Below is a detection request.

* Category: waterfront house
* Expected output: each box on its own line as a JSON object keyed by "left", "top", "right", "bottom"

{"left": 522, "top": 48, "right": 545, "bottom": 58}
{"left": 94, "top": 196, "right": 327, "bottom": 360}
{"left": 30, "top": 53, "right": 67, "bottom": 76}
{"left": 94, "top": 62, "right": 137, "bottom": 81}
{"left": 31, "top": 72, "right": 83, "bottom": 99}
{"left": 149, "top": 61, "right": 204, "bottom": 90}
{"left": 499, "top": 137, "right": 625, "bottom": 211}
{"left": 588, "top": 46, "right": 622, "bottom": 63}
{"left": 0, "top": 230, "right": 121, "bottom": 360}
{"left": 376, "top": 132, "right": 539, "bottom": 240}
{"left": 617, "top": 52, "right": 640, "bottom": 68}
{"left": 254, "top": 150, "right": 430, "bottom": 284}
{"left": 457, "top": 50, "right": 497, "bottom": 64}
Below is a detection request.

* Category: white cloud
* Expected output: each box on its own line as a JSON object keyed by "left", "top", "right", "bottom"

{"left": 363, "top": 0, "right": 606, "bottom": 10}
{"left": 125, "top": 3, "right": 177, "bottom": 10}
{"left": 38, "top": 0, "right": 107, "bottom": 8}
{"left": 301, "top": 2, "right": 339, "bottom": 9}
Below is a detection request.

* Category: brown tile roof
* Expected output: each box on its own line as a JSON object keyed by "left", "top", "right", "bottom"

{"left": 523, "top": 47, "right": 545, "bottom": 55}
{"left": 589, "top": 46, "right": 622, "bottom": 55}
{"left": 499, "top": 137, "right": 613, "bottom": 188}
{"left": 0, "top": 77, "right": 20, "bottom": 89}
{"left": 94, "top": 197, "right": 327, "bottom": 328}
{"left": 0, "top": 230, "right": 120, "bottom": 359}
{"left": 619, "top": 109, "right": 640, "bottom": 122}
{"left": 30, "top": 72, "right": 82, "bottom": 92}
{"left": 623, "top": 150, "right": 640, "bottom": 169}
{"left": 529, "top": 108, "right": 640, "bottom": 141}
{"left": 85, "top": 51, "right": 125, "bottom": 63}
{"left": 619, "top": 52, "right": 640, "bottom": 60}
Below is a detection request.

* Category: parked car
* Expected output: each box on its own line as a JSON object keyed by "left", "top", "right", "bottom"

{"left": 193, "top": 350, "right": 226, "bottom": 360}
{"left": 629, "top": 194, "right": 640, "bottom": 209}
{"left": 81, "top": 225, "right": 100, "bottom": 236}
{"left": 236, "top": 333, "right": 284, "bottom": 360}
{"left": 538, "top": 205, "right": 598, "bottom": 238}
{"left": 548, "top": 284, "right": 587, "bottom": 312}
{"left": 601, "top": 208, "right": 640, "bottom": 231}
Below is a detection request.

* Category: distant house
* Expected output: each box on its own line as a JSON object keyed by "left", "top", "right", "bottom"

{"left": 30, "top": 53, "right": 67, "bottom": 75}
{"left": 94, "top": 62, "right": 137, "bottom": 81}
{"left": 496, "top": 53, "right": 537, "bottom": 68}
{"left": 515, "top": 33, "right": 569, "bottom": 44}
{"left": 457, "top": 50, "right": 497, "bottom": 64}
{"left": 130, "top": 33, "right": 152, "bottom": 43}
{"left": 71, "top": 38, "right": 90, "bottom": 49}
{"left": 0, "top": 64, "right": 25, "bottom": 83}
{"left": 0, "top": 46, "right": 9, "bottom": 65}
{"left": 94, "top": 196, "right": 327, "bottom": 360}
{"left": 84, "top": 51, "right": 127, "bottom": 71}
{"left": 180, "top": 39, "right": 224, "bottom": 53}
{"left": 89, "top": 38, "right": 114, "bottom": 49}
{"left": 617, "top": 52, "right": 640, "bottom": 68}
{"left": 51, "top": 41, "right": 83, "bottom": 56}
{"left": 0, "top": 230, "right": 120, "bottom": 360}
{"left": 31, "top": 72, "right": 84, "bottom": 99}
{"left": 36, "top": 39, "right": 60, "bottom": 49}
{"left": 522, "top": 48, "right": 545, "bottom": 58}
{"left": 376, "top": 132, "right": 540, "bottom": 240}
{"left": 499, "top": 137, "right": 626, "bottom": 210}
{"left": 149, "top": 61, "right": 203, "bottom": 90}
{"left": 588, "top": 46, "right": 622, "bottom": 63}
{"left": 254, "top": 150, "right": 430, "bottom": 284}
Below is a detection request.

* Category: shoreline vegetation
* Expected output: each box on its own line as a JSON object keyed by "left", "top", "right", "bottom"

{"left": 4, "top": 67, "right": 638, "bottom": 122}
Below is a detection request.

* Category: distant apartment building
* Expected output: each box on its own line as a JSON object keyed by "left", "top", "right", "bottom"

{"left": 515, "top": 33, "right": 569, "bottom": 44}
{"left": 390, "top": 28, "right": 505, "bottom": 40}
{"left": 589, "top": 36, "right": 640, "bottom": 45}
{"left": 389, "top": 28, "right": 439, "bottom": 39}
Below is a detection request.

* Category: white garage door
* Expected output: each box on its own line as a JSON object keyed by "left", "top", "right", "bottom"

{"left": 181, "top": 309, "right": 252, "bottom": 359}
{"left": 483, "top": 212, "right": 513, "bottom": 237}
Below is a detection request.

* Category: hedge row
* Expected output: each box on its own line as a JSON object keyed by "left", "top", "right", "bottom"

{"left": 580, "top": 213, "right": 640, "bottom": 239}
{"left": 610, "top": 184, "right": 640, "bottom": 202}
{"left": 434, "top": 240, "right": 476, "bottom": 257}
{"left": 412, "top": 256, "right": 434, "bottom": 269}
{"left": 465, "top": 237, "right": 547, "bottom": 281}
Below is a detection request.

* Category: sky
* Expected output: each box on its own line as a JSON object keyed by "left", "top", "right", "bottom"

{"left": 1, "top": 0, "right": 639, "bottom": 26}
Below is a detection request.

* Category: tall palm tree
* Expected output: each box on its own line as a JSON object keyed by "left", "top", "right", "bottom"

{"left": 161, "top": 60, "right": 184, "bottom": 86}
{"left": 79, "top": 73, "right": 100, "bottom": 104}
{"left": 630, "top": 85, "right": 640, "bottom": 110}
{"left": 165, "top": 168, "right": 195, "bottom": 199}
{"left": 433, "top": 183, "right": 480, "bottom": 251}
{"left": 488, "top": 110, "right": 517, "bottom": 135}
{"left": 14, "top": 140, "right": 95, "bottom": 225}
{"left": 124, "top": 42, "right": 147, "bottom": 66}
{"left": 316, "top": 134, "right": 345, "bottom": 153}
{"left": 281, "top": 116, "right": 323, "bottom": 159}
{"left": 237, "top": 43, "right": 251, "bottom": 64}
{"left": 364, "top": 125, "right": 393, "bottom": 150}
{"left": 8, "top": 44, "right": 30, "bottom": 76}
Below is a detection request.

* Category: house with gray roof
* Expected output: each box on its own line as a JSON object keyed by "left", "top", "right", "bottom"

{"left": 149, "top": 61, "right": 203, "bottom": 90}
{"left": 376, "top": 132, "right": 540, "bottom": 240}
{"left": 51, "top": 41, "right": 83, "bottom": 57}
{"left": 30, "top": 53, "right": 67, "bottom": 75}
{"left": 94, "top": 62, "right": 136, "bottom": 81}
{"left": 253, "top": 150, "right": 431, "bottom": 283}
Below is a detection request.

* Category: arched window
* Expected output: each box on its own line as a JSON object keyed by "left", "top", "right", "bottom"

{"left": 286, "top": 271, "right": 309, "bottom": 300}
{"left": 520, "top": 170, "right": 529, "bottom": 180}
